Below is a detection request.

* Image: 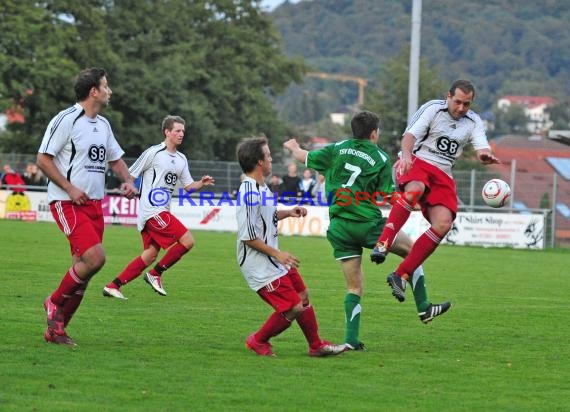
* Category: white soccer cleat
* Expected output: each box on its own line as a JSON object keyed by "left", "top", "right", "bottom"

{"left": 144, "top": 273, "right": 167, "bottom": 296}
{"left": 103, "top": 286, "right": 128, "bottom": 300}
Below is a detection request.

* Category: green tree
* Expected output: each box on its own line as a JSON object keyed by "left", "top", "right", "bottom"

{"left": 546, "top": 101, "right": 570, "bottom": 129}
{"left": 365, "top": 46, "right": 445, "bottom": 159}
{"left": 493, "top": 103, "right": 527, "bottom": 135}
{"left": 104, "top": 0, "right": 306, "bottom": 159}
{"left": 0, "top": 0, "right": 85, "bottom": 153}
{"left": 0, "top": 1, "right": 306, "bottom": 160}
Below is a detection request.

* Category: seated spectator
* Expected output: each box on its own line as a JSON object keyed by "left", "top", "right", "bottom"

{"left": 22, "top": 162, "right": 47, "bottom": 190}
{"left": 2, "top": 164, "right": 26, "bottom": 193}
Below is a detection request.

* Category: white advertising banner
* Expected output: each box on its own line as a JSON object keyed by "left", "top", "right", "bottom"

{"left": 2, "top": 191, "right": 545, "bottom": 249}
{"left": 440, "top": 212, "right": 545, "bottom": 249}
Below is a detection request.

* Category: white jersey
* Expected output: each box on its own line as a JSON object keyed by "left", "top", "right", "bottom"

{"left": 129, "top": 142, "right": 194, "bottom": 231}
{"left": 39, "top": 103, "right": 125, "bottom": 202}
{"left": 406, "top": 99, "right": 490, "bottom": 176}
{"left": 236, "top": 176, "right": 287, "bottom": 291}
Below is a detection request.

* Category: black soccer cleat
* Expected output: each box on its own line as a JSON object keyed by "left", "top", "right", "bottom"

{"left": 344, "top": 341, "right": 367, "bottom": 351}
{"left": 370, "top": 242, "right": 388, "bottom": 264}
{"left": 418, "top": 302, "right": 452, "bottom": 324}
{"left": 386, "top": 272, "right": 407, "bottom": 302}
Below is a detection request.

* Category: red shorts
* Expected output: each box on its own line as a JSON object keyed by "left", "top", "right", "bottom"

{"left": 397, "top": 156, "right": 458, "bottom": 219}
{"left": 257, "top": 267, "right": 307, "bottom": 313}
{"left": 142, "top": 211, "right": 188, "bottom": 250}
{"left": 50, "top": 200, "right": 104, "bottom": 256}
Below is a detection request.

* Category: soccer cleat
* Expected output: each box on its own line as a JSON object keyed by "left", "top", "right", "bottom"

{"left": 44, "top": 297, "right": 65, "bottom": 332}
{"left": 144, "top": 273, "right": 167, "bottom": 296}
{"left": 103, "top": 286, "right": 128, "bottom": 300}
{"left": 370, "top": 241, "right": 388, "bottom": 264}
{"left": 245, "top": 334, "right": 275, "bottom": 357}
{"left": 309, "top": 340, "right": 348, "bottom": 357}
{"left": 419, "top": 302, "right": 452, "bottom": 324}
{"left": 44, "top": 327, "right": 77, "bottom": 346}
{"left": 386, "top": 272, "right": 407, "bottom": 302}
{"left": 344, "top": 342, "right": 367, "bottom": 351}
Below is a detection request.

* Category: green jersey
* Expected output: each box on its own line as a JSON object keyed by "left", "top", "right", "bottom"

{"left": 306, "top": 138, "right": 393, "bottom": 221}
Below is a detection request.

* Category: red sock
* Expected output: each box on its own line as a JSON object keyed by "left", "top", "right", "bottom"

{"left": 255, "top": 311, "right": 292, "bottom": 342}
{"left": 112, "top": 257, "right": 148, "bottom": 287}
{"left": 377, "top": 197, "right": 414, "bottom": 248}
{"left": 396, "top": 227, "right": 443, "bottom": 277}
{"left": 149, "top": 243, "right": 189, "bottom": 276}
{"left": 296, "top": 305, "right": 321, "bottom": 349}
{"left": 63, "top": 285, "right": 87, "bottom": 327}
{"left": 50, "top": 265, "right": 84, "bottom": 306}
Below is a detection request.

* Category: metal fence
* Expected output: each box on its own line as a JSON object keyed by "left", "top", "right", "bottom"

{"left": 2, "top": 152, "right": 568, "bottom": 247}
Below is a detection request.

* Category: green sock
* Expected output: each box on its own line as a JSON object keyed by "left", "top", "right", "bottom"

{"left": 344, "top": 293, "right": 362, "bottom": 346}
{"left": 411, "top": 266, "right": 429, "bottom": 312}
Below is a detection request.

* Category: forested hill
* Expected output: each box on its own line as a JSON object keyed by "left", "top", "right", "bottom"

{"left": 270, "top": 0, "right": 570, "bottom": 109}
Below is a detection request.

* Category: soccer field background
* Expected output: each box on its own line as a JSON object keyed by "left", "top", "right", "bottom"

{"left": 0, "top": 219, "right": 568, "bottom": 411}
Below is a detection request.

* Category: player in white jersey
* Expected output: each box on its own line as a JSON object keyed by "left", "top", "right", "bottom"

{"left": 371, "top": 80, "right": 500, "bottom": 303}
{"left": 236, "top": 136, "right": 346, "bottom": 357}
{"left": 37, "top": 68, "right": 137, "bottom": 346}
{"left": 103, "top": 115, "right": 214, "bottom": 299}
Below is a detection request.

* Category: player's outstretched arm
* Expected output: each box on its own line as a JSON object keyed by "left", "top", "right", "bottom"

{"left": 476, "top": 150, "right": 500, "bottom": 165}
{"left": 183, "top": 175, "right": 215, "bottom": 192}
{"left": 277, "top": 206, "right": 307, "bottom": 221}
{"left": 283, "top": 139, "right": 309, "bottom": 163}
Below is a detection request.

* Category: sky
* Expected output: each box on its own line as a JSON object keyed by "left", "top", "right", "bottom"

{"left": 260, "top": 0, "right": 301, "bottom": 11}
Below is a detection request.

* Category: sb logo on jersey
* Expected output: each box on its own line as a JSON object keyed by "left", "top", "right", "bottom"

{"left": 88, "top": 145, "right": 106, "bottom": 163}
{"left": 436, "top": 136, "right": 459, "bottom": 155}
{"left": 165, "top": 172, "right": 178, "bottom": 186}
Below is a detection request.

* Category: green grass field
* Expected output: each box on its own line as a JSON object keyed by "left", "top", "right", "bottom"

{"left": 0, "top": 219, "right": 568, "bottom": 411}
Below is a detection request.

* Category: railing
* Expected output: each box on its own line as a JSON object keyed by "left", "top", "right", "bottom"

{"left": 1, "top": 153, "right": 567, "bottom": 247}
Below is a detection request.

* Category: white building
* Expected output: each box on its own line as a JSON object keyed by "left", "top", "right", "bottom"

{"left": 497, "top": 95, "right": 556, "bottom": 133}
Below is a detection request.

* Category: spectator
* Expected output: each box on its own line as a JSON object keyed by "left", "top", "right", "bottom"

{"left": 22, "top": 162, "right": 47, "bottom": 190}
{"left": 299, "top": 168, "right": 316, "bottom": 197}
{"left": 2, "top": 164, "right": 26, "bottom": 193}
{"left": 311, "top": 173, "right": 327, "bottom": 202}
{"left": 281, "top": 162, "right": 302, "bottom": 197}
{"left": 267, "top": 173, "right": 283, "bottom": 195}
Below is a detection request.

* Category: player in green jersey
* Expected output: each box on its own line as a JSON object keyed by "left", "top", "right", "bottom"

{"left": 284, "top": 110, "right": 450, "bottom": 350}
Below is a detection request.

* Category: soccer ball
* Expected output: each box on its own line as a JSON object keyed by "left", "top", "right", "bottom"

{"left": 482, "top": 179, "right": 511, "bottom": 208}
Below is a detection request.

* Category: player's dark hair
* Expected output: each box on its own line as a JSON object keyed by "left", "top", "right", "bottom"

{"left": 74, "top": 68, "right": 107, "bottom": 101}
{"left": 162, "top": 115, "right": 186, "bottom": 136}
{"left": 236, "top": 136, "right": 268, "bottom": 173}
{"left": 449, "top": 79, "right": 476, "bottom": 100}
{"left": 351, "top": 110, "right": 381, "bottom": 140}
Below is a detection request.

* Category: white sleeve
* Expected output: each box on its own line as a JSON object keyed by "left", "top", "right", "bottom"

{"left": 236, "top": 181, "right": 260, "bottom": 242}
{"left": 405, "top": 101, "right": 438, "bottom": 139}
{"left": 470, "top": 115, "right": 490, "bottom": 150}
{"left": 128, "top": 148, "right": 154, "bottom": 178}
{"left": 106, "top": 128, "right": 125, "bottom": 162}
{"left": 38, "top": 115, "right": 71, "bottom": 155}
{"left": 180, "top": 157, "right": 194, "bottom": 187}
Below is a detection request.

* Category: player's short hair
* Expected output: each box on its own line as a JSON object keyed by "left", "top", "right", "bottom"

{"left": 351, "top": 110, "right": 381, "bottom": 140}
{"left": 162, "top": 115, "right": 186, "bottom": 136}
{"left": 449, "top": 79, "right": 476, "bottom": 100}
{"left": 74, "top": 68, "right": 107, "bottom": 101}
{"left": 236, "top": 136, "right": 268, "bottom": 173}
